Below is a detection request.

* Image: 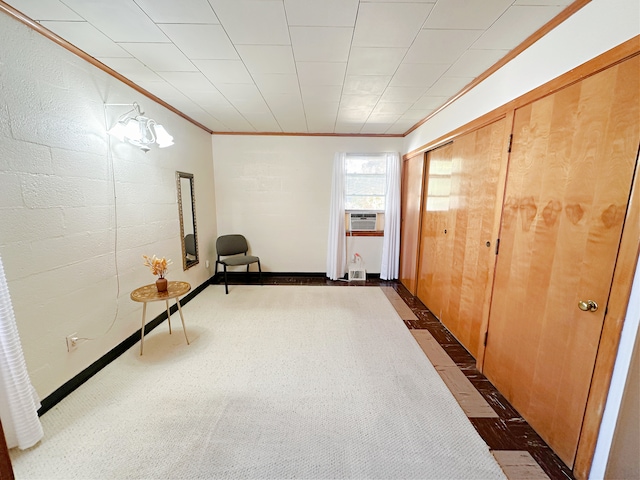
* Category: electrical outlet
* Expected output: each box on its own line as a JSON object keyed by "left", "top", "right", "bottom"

{"left": 66, "top": 333, "right": 79, "bottom": 352}
{"left": 205, "top": 260, "right": 210, "bottom": 268}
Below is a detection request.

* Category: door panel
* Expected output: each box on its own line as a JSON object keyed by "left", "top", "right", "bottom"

{"left": 446, "top": 119, "right": 505, "bottom": 357}
{"left": 416, "top": 120, "right": 505, "bottom": 358}
{"left": 416, "top": 143, "right": 453, "bottom": 320}
{"left": 400, "top": 153, "right": 425, "bottom": 295}
{"left": 483, "top": 56, "right": 640, "bottom": 467}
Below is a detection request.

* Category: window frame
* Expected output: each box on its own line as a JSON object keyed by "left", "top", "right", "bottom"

{"left": 344, "top": 153, "right": 387, "bottom": 235}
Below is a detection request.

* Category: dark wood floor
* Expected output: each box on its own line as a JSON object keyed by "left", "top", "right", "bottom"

{"left": 214, "top": 274, "right": 575, "bottom": 480}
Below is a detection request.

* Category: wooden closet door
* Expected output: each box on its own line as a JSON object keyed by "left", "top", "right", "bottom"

{"left": 399, "top": 153, "right": 425, "bottom": 295}
{"left": 416, "top": 143, "right": 453, "bottom": 319}
{"left": 483, "top": 55, "right": 640, "bottom": 467}
{"left": 446, "top": 119, "right": 505, "bottom": 358}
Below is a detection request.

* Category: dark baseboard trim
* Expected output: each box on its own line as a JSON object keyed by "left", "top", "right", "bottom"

{"left": 209, "top": 272, "right": 381, "bottom": 283}
{"left": 38, "top": 278, "right": 212, "bottom": 416}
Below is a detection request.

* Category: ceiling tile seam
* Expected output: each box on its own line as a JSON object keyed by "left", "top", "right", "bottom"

{"left": 357, "top": 0, "right": 436, "bottom": 134}
{"left": 468, "top": 3, "right": 519, "bottom": 50}
{"left": 133, "top": 0, "right": 259, "bottom": 133}
{"left": 281, "top": 2, "right": 309, "bottom": 133}
{"left": 192, "top": 2, "right": 275, "bottom": 133}
{"left": 215, "top": 4, "right": 294, "bottom": 132}
{"left": 330, "top": 0, "right": 362, "bottom": 133}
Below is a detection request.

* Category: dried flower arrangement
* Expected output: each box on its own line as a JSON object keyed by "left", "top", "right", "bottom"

{"left": 142, "top": 255, "right": 172, "bottom": 279}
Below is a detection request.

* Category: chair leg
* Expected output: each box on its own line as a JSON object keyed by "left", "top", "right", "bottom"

{"left": 258, "top": 260, "right": 262, "bottom": 286}
{"left": 223, "top": 264, "right": 229, "bottom": 294}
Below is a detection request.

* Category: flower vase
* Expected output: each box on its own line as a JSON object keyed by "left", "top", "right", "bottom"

{"left": 156, "top": 277, "right": 168, "bottom": 293}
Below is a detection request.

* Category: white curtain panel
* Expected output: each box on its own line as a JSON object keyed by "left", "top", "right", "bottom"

{"left": 0, "top": 254, "right": 43, "bottom": 449}
{"left": 380, "top": 152, "right": 401, "bottom": 280}
{"left": 326, "top": 152, "right": 347, "bottom": 280}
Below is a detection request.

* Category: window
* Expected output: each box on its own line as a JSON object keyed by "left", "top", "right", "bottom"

{"left": 345, "top": 154, "right": 386, "bottom": 211}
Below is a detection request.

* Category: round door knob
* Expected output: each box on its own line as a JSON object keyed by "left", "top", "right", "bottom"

{"left": 578, "top": 300, "right": 598, "bottom": 312}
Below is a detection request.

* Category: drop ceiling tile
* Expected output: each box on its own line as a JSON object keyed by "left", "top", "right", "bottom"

{"left": 473, "top": 5, "right": 565, "bottom": 49}
{"left": 253, "top": 74, "right": 300, "bottom": 95}
{"left": 424, "top": 0, "right": 512, "bottom": 30}
{"left": 96, "top": 57, "right": 163, "bottom": 83}
{"left": 412, "top": 95, "right": 448, "bottom": 110}
{"left": 424, "top": 76, "right": 473, "bottom": 97}
{"left": 300, "top": 85, "right": 342, "bottom": 103}
{"left": 246, "top": 112, "right": 281, "bottom": 132}
{"left": 208, "top": 0, "right": 289, "bottom": 45}
{"left": 200, "top": 118, "right": 231, "bottom": 131}
{"left": 277, "top": 119, "right": 308, "bottom": 133}
{"left": 216, "top": 115, "right": 255, "bottom": 131}
{"left": 335, "top": 122, "right": 365, "bottom": 134}
{"left": 353, "top": 2, "right": 434, "bottom": 48}
{"left": 135, "top": 80, "right": 191, "bottom": 104}
{"left": 337, "top": 106, "right": 374, "bottom": 122}
{"left": 304, "top": 101, "right": 339, "bottom": 116}
{"left": 157, "top": 71, "right": 218, "bottom": 93}
{"left": 339, "top": 95, "right": 379, "bottom": 109}
{"left": 388, "top": 119, "right": 416, "bottom": 134}
{"left": 7, "top": 0, "right": 572, "bottom": 135}
{"left": 306, "top": 117, "right": 337, "bottom": 133}
{"left": 367, "top": 113, "right": 400, "bottom": 125}
{"left": 404, "top": 29, "right": 483, "bottom": 64}
{"left": 215, "top": 83, "right": 264, "bottom": 103}
{"left": 236, "top": 45, "right": 296, "bottom": 74}
{"left": 390, "top": 63, "right": 449, "bottom": 88}
{"left": 134, "top": 0, "right": 219, "bottom": 23}
{"left": 194, "top": 59, "right": 253, "bottom": 84}
{"left": 290, "top": 27, "right": 353, "bottom": 62}
{"left": 266, "top": 96, "right": 307, "bottom": 131}
{"left": 203, "top": 104, "right": 254, "bottom": 131}
{"left": 513, "top": 0, "right": 573, "bottom": 5}
{"left": 296, "top": 62, "right": 346, "bottom": 86}
{"left": 400, "top": 109, "right": 433, "bottom": 121}
{"left": 343, "top": 75, "right": 391, "bottom": 95}
{"left": 372, "top": 102, "right": 412, "bottom": 115}
{"left": 174, "top": 104, "right": 228, "bottom": 130}
{"left": 284, "top": 0, "right": 358, "bottom": 26}
{"left": 234, "top": 100, "right": 271, "bottom": 117}
{"left": 119, "top": 43, "right": 197, "bottom": 71}
{"left": 264, "top": 93, "right": 304, "bottom": 110}
{"left": 187, "top": 90, "right": 231, "bottom": 108}
{"left": 41, "top": 21, "right": 130, "bottom": 58}
{"left": 380, "top": 86, "right": 425, "bottom": 103}
{"left": 347, "top": 47, "right": 406, "bottom": 76}
{"left": 6, "top": 0, "right": 83, "bottom": 20}
{"left": 363, "top": 0, "right": 435, "bottom": 2}
{"left": 61, "top": 0, "right": 168, "bottom": 43}
{"left": 159, "top": 24, "right": 237, "bottom": 60}
{"left": 361, "top": 119, "right": 398, "bottom": 134}
{"left": 445, "top": 48, "right": 508, "bottom": 77}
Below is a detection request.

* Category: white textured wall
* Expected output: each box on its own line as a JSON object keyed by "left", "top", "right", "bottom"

{"left": 212, "top": 135, "right": 402, "bottom": 273}
{"left": 0, "top": 13, "right": 217, "bottom": 399}
{"left": 403, "top": 0, "right": 640, "bottom": 153}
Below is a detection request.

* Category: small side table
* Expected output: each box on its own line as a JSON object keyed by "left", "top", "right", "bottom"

{"left": 130, "top": 281, "right": 191, "bottom": 355}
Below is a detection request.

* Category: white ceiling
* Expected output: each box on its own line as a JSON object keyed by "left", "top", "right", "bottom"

{"left": 5, "top": 0, "right": 574, "bottom": 135}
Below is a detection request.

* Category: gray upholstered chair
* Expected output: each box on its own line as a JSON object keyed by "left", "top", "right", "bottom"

{"left": 215, "top": 234, "right": 262, "bottom": 294}
{"left": 185, "top": 234, "right": 196, "bottom": 257}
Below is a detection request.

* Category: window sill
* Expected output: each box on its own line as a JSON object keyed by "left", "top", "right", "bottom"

{"left": 346, "top": 231, "right": 384, "bottom": 237}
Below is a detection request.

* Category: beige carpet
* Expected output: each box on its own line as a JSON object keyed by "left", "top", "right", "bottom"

{"left": 10, "top": 285, "right": 506, "bottom": 479}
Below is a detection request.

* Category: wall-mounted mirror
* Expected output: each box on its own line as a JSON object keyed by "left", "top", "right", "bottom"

{"left": 176, "top": 171, "right": 199, "bottom": 270}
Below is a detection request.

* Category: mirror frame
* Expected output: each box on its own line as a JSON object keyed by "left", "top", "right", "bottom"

{"left": 176, "top": 171, "right": 199, "bottom": 271}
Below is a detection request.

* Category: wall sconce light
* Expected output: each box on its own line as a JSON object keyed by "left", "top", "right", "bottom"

{"left": 107, "top": 102, "right": 174, "bottom": 152}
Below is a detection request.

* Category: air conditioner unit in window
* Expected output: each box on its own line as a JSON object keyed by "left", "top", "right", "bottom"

{"left": 349, "top": 212, "right": 377, "bottom": 231}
